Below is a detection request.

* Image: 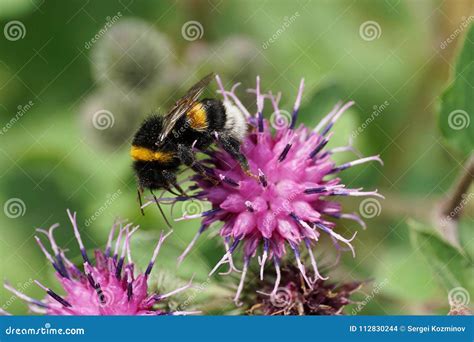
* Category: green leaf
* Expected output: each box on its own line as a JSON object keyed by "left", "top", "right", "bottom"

{"left": 409, "top": 220, "right": 474, "bottom": 294}
{"left": 372, "top": 247, "right": 441, "bottom": 302}
{"left": 438, "top": 24, "right": 474, "bottom": 155}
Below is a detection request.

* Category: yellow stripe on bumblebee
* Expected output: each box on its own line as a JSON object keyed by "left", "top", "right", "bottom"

{"left": 187, "top": 102, "right": 208, "bottom": 131}
{"left": 130, "top": 146, "right": 174, "bottom": 162}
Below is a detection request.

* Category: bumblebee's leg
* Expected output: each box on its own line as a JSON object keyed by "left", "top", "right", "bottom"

{"left": 177, "top": 144, "right": 218, "bottom": 184}
{"left": 164, "top": 187, "right": 182, "bottom": 197}
{"left": 150, "top": 189, "right": 172, "bottom": 228}
{"left": 172, "top": 182, "right": 188, "bottom": 197}
{"left": 137, "top": 187, "right": 145, "bottom": 216}
{"left": 160, "top": 170, "right": 184, "bottom": 196}
{"left": 215, "top": 133, "right": 254, "bottom": 178}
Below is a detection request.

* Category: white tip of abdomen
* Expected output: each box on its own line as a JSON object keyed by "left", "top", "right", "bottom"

{"left": 223, "top": 100, "right": 247, "bottom": 141}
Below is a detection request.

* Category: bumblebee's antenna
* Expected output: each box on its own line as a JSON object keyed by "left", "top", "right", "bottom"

{"left": 150, "top": 190, "right": 172, "bottom": 229}
{"left": 137, "top": 188, "right": 145, "bottom": 216}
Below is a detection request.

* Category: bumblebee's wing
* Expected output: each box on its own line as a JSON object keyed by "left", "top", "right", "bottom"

{"left": 158, "top": 73, "right": 215, "bottom": 143}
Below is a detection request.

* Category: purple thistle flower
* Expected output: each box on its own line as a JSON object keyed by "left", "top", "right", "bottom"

{"left": 173, "top": 76, "right": 383, "bottom": 305}
{"left": 3, "top": 210, "right": 195, "bottom": 315}
{"left": 249, "top": 264, "right": 363, "bottom": 315}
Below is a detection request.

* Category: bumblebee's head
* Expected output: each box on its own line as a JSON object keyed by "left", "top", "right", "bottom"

{"left": 133, "top": 161, "right": 177, "bottom": 190}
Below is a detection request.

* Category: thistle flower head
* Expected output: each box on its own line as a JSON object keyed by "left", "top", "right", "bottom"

{"left": 80, "top": 90, "right": 144, "bottom": 148}
{"left": 249, "top": 264, "right": 362, "bottom": 315}
{"left": 155, "top": 76, "right": 383, "bottom": 305}
{"left": 92, "top": 18, "right": 172, "bottom": 93}
{"left": 3, "top": 210, "right": 194, "bottom": 315}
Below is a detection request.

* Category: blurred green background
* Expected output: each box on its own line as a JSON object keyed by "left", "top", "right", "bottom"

{"left": 0, "top": 0, "right": 472, "bottom": 315}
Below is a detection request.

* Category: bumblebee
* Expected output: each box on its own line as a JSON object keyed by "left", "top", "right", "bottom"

{"left": 130, "top": 73, "right": 250, "bottom": 218}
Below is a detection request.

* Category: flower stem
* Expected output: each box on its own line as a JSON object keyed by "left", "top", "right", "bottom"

{"left": 440, "top": 154, "right": 474, "bottom": 220}
{"left": 436, "top": 153, "right": 474, "bottom": 245}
